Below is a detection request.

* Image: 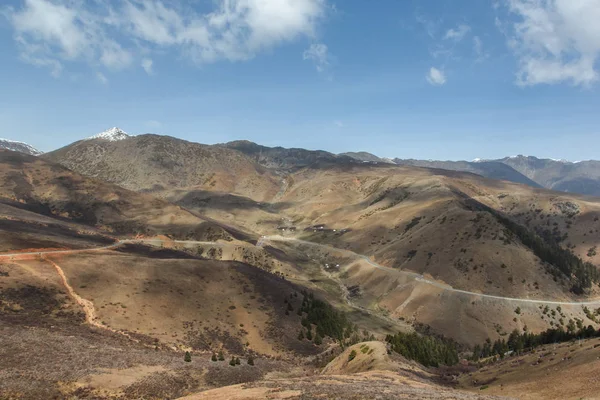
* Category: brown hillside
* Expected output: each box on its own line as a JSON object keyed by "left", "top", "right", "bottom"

{"left": 43, "top": 134, "right": 280, "bottom": 201}
{"left": 0, "top": 149, "right": 231, "bottom": 242}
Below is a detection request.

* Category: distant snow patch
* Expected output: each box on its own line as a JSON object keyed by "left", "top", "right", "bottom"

{"left": 0, "top": 138, "right": 42, "bottom": 155}
{"left": 86, "top": 127, "right": 131, "bottom": 142}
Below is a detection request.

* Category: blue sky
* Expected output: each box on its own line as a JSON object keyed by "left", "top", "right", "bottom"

{"left": 0, "top": 0, "right": 599, "bottom": 161}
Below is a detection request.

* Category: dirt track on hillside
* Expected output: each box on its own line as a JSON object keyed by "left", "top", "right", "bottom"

{"left": 43, "top": 256, "right": 136, "bottom": 341}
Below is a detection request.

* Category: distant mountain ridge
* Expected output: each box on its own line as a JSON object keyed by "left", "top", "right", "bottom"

{"left": 16, "top": 126, "right": 600, "bottom": 197}
{"left": 0, "top": 138, "right": 42, "bottom": 156}
{"left": 386, "top": 155, "right": 600, "bottom": 197}
{"left": 221, "top": 140, "right": 358, "bottom": 170}
{"left": 393, "top": 158, "right": 543, "bottom": 189}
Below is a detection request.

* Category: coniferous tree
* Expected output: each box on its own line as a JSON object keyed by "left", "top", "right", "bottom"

{"left": 184, "top": 351, "right": 192, "bottom": 362}
{"left": 247, "top": 355, "right": 255, "bottom": 365}
{"left": 211, "top": 353, "right": 217, "bottom": 362}
{"left": 306, "top": 326, "right": 313, "bottom": 341}
{"left": 314, "top": 333, "right": 323, "bottom": 345}
{"left": 218, "top": 350, "right": 225, "bottom": 361}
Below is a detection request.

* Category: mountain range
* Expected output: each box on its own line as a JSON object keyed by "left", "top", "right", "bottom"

{"left": 2, "top": 126, "right": 600, "bottom": 399}
{"left": 5, "top": 128, "right": 599, "bottom": 197}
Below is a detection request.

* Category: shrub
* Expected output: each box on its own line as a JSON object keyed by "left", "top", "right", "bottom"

{"left": 247, "top": 356, "right": 255, "bottom": 366}
{"left": 211, "top": 353, "right": 217, "bottom": 362}
{"left": 348, "top": 350, "right": 357, "bottom": 362}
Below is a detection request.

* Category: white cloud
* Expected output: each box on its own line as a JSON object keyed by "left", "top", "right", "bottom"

{"left": 96, "top": 72, "right": 108, "bottom": 85}
{"left": 426, "top": 67, "right": 446, "bottom": 85}
{"left": 473, "top": 36, "right": 489, "bottom": 62}
{"left": 503, "top": 0, "right": 600, "bottom": 86}
{"left": 416, "top": 14, "right": 439, "bottom": 38}
{"left": 141, "top": 58, "right": 153, "bottom": 75}
{"left": 444, "top": 24, "right": 471, "bottom": 41}
{"left": 303, "top": 43, "right": 329, "bottom": 72}
{"left": 4, "top": 0, "right": 328, "bottom": 75}
{"left": 145, "top": 120, "right": 162, "bottom": 129}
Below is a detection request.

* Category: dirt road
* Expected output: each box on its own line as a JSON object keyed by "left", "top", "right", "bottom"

{"left": 265, "top": 235, "right": 600, "bottom": 307}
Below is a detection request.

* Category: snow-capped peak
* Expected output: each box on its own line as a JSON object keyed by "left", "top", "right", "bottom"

{"left": 86, "top": 127, "right": 130, "bottom": 142}
{"left": 0, "top": 138, "right": 42, "bottom": 156}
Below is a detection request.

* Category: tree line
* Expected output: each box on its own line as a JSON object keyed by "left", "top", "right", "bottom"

{"left": 460, "top": 195, "right": 600, "bottom": 294}
{"left": 471, "top": 325, "right": 600, "bottom": 361}
{"left": 385, "top": 331, "right": 459, "bottom": 367}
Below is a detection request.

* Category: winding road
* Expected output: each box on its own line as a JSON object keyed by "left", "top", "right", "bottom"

{"left": 2, "top": 236, "right": 600, "bottom": 307}
{"left": 265, "top": 235, "right": 600, "bottom": 307}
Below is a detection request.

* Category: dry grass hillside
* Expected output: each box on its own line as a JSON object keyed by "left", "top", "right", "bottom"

{"left": 43, "top": 134, "right": 280, "bottom": 201}
{"left": 0, "top": 150, "right": 232, "bottom": 242}
{"left": 458, "top": 336, "right": 600, "bottom": 400}
{"left": 178, "top": 340, "right": 509, "bottom": 400}
{"left": 247, "top": 164, "right": 600, "bottom": 344}
{"left": 275, "top": 164, "right": 600, "bottom": 298}
{"left": 0, "top": 250, "right": 299, "bottom": 399}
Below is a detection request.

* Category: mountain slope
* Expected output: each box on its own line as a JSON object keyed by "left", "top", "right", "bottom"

{"left": 222, "top": 140, "right": 357, "bottom": 170}
{"left": 500, "top": 155, "right": 600, "bottom": 196}
{"left": 392, "top": 156, "right": 600, "bottom": 197}
{"left": 85, "top": 127, "right": 131, "bottom": 142}
{"left": 0, "top": 138, "right": 42, "bottom": 156}
{"left": 393, "top": 159, "right": 543, "bottom": 189}
{"left": 0, "top": 149, "right": 231, "bottom": 243}
{"left": 339, "top": 151, "right": 395, "bottom": 164}
{"left": 43, "top": 134, "right": 280, "bottom": 201}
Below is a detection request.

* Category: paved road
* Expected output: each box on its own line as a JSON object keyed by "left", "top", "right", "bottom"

{"left": 266, "top": 235, "right": 600, "bottom": 307}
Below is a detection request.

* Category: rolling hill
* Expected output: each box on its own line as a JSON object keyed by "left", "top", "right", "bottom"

{"left": 43, "top": 133, "right": 280, "bottom": 201}
{"left": 0, "top": 149, "right": 232, "bottom": 246}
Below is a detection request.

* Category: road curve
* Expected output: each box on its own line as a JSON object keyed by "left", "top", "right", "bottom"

{"left": 265, "top": 235, "right": 600, "bottom": 307}
{"left": 3, "top": 236, "right": 600, "bottom": 307}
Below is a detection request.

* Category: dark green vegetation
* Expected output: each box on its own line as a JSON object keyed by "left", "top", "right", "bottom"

{"left": 298, "top": 290, "right": 356, "bottom": 344}
{"left": 496, "top": 211, "right": 600, "bottom": 293}
{"left": 348, "top": 350, "right": 357, "bottom": 362}
{"left": 463, "top": 195, "right": 600, "bottom": 294}
{"left": 471, "top": 325, "right": 600, "bottom": 361}
{"left": 385, "top": 332, "right": 459, "bottom": 367}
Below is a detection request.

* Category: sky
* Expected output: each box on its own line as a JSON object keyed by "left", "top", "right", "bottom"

{"left": 0, "top": 0, "right": 599, "bottom": 161}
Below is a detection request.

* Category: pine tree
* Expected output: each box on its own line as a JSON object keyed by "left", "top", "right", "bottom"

{"left": 218, "top": 350, "right": 225, "bottom": 361}
{"left": 314, "top": 333, "right": 323, "bottom": 345}
{"left": 306, "top": 326, "right": 313, "bottom": 341}
{"left": 229, "top": 356, "right": 236, "bottom": 366}
{"left": 247, "top": 355, "right": 255, "bottom": 365}
{"left": 184, "top": 351, "right": 192, "bottom": 362}
{"left": 235, "top": 357, "right": 241, "bottom": 365}
{"left": 211, "top": 353, "right": 217, "bottom": 362}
